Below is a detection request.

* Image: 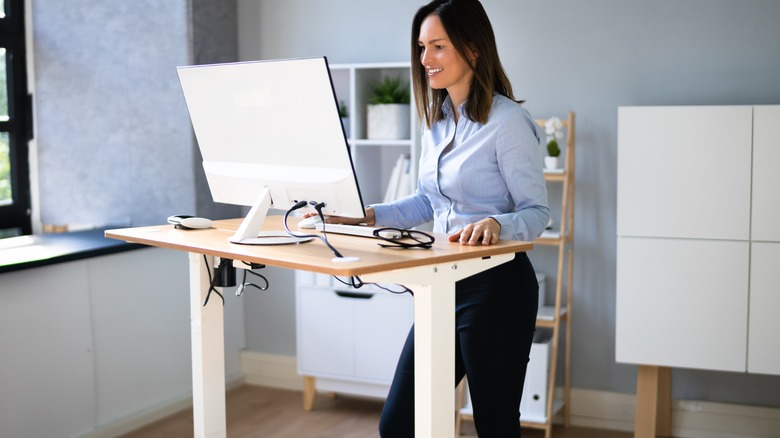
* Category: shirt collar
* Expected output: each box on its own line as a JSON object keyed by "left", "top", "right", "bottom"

{"left": 440, "top": 95, "right": 469, "bottom": 121}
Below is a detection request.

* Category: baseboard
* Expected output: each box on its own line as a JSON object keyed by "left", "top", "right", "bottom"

{"left": 241, "top": 351, "right": 780, "bottom": 437}
{"left": 76, "top": 374, "right": 245, "bottom": 438}
{"left": 568, "top": 388, "right": 780, "bottom": 438}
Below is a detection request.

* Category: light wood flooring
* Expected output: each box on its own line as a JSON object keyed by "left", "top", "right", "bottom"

{"left": 118, "top": 385, "right": 633, "bottom": 438}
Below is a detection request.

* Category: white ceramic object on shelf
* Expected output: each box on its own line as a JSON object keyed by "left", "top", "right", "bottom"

{"left": 367, "top": 103, "right": 410, "bottom": 139}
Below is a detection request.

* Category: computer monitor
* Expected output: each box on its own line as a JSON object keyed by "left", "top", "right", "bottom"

{"left": 176, "top": 57, "right": 365, "bottom": 245}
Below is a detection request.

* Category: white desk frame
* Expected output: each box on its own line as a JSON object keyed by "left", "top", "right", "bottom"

{"left": 108, "top": 219, "right": 529, "bottom": 438}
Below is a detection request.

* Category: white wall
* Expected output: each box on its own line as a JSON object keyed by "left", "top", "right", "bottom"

{"left": 236, "top": 0, "right": 780, "bottom": 408}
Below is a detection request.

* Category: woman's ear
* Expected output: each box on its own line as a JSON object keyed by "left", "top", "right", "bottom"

{"left": 467, "top": 44, "right": 479, "bottom": 63}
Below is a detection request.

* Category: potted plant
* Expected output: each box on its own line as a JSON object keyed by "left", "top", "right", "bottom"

{"left": 338, "top": 100, "right": 350, "bottom": 137}
{"left": 367, "top": 75, "right": 411, "bottom": 140}
{"left": 544, "top": 117, "right": 564, "bottom": 170}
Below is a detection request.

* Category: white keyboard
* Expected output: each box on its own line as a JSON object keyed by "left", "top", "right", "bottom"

{"left": 315, "top": 223, "right": 402, "bottom": 239}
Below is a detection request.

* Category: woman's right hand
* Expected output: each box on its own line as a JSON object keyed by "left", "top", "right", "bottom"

{"left": 304, "top": 206, "right": 375, "bottom": 226}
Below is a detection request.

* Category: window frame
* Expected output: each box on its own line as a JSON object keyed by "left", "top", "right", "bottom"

{"left": 0, "top": 0, "right": 32, "bottom": 237}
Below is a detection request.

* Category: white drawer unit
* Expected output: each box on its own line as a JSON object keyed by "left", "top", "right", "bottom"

{"left": 296, "top": 271, "right": 413, "bottom": 403}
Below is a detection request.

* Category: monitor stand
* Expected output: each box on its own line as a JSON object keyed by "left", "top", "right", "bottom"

{"left": 228, "top": 188, "right": 313, "bottom": 245}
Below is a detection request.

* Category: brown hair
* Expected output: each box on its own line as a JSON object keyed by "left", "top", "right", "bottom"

{"left": 411, "top": 0, "right": 518, "bottom": 128}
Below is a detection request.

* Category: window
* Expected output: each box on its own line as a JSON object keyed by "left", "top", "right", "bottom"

{"left": 0, "top": 0, "right": 31, "bottom": 238}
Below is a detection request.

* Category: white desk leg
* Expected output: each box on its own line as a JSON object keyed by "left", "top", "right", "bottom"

{"left": 412, "top": 281, "right": 456, "bottom": 437}
{"left": 363, "top": 254, "right": 514, "bottom": 438}
{"left": 189, "top": 253, "right": 227, "bottom": 438}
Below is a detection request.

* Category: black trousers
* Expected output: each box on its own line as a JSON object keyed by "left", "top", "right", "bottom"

{"left": 378, "top": 252, "right": 539, "bottom": 437}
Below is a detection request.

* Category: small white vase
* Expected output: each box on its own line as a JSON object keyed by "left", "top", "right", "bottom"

{"left": 367, "top": 104, "right": 410, "bottom": 140}
{"left": 544, "top": 156, "right": 559, "bottom": 170}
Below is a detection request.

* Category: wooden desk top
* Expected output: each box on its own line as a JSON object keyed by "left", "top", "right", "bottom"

{"left": 105, "top": 216, "right": 533, "bottom": 277}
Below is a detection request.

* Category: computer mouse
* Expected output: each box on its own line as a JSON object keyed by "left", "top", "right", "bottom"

{"left": 180, "top": 217, "right": 213, "bottom": 229}
{"left": 168, "top": 215, "right": 213, "bottom": 229}
{"left": 298, "top": 215, "right": 323, "bottom": 229}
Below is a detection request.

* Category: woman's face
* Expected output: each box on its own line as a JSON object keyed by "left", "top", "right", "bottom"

{"left": 417, "top": 13, "right": 475, "bottom": 108}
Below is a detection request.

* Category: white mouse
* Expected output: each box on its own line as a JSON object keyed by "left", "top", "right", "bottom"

{"left": 168, "top": 215, "right": 213, "bottom": 229}
{"left": 179, "top": 217, "right": 213, "bottom": 229}
{"left": 298, "top": 215, "right": 323, "bottom": 229}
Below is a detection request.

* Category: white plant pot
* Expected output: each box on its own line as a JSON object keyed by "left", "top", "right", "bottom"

{"left": 544, "top": 156, "right": 559, "bottom": 170}
{"left": 367, "top": 103, "right": 410, "bottom": 140}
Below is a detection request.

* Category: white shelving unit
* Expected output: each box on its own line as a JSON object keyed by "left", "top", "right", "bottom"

{"left": 296, "top": 62, "right": 418, "bottom": 410}
{"left": 328, "top": 62, "right": 418, "bottom": 205}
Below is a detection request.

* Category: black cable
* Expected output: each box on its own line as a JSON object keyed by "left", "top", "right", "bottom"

{"left": 280, "top": 201, "right": 410, "bottom": 294}
{"left": 235, "top": 263, "right": 270, "bottom": 296}
{"left": 201, "top": 255, "right": 225, "bottom": 306}
{"left": 281, "top": 201, "right": 346, "bottom": 259}
{"left": 332, "top": 275, "right": 413, "bottom": 296}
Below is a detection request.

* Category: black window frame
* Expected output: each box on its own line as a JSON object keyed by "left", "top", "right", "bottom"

{"left": 0, "top": 0, "right": 32, "bottom": 237}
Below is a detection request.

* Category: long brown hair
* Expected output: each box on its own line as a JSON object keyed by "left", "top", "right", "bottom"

{"left": 411, "top": 0, "right": 517, "bottom": 128}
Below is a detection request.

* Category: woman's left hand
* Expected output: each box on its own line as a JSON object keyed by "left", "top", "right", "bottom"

{"left": 448, "top": 217, "right": 501, "bottom": 246}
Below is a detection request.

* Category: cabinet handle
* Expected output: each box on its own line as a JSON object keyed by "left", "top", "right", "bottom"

{"left": 335, "top": 291, "right": 375, "bottom": 300}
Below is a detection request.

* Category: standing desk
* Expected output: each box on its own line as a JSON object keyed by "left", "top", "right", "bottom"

{"left": 106, "top": 216, "right": 533, "bottom": 437}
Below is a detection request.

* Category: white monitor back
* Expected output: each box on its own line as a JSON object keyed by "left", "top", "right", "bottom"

{"left": 176, "top": 57, "right": 365, "bottom": 219}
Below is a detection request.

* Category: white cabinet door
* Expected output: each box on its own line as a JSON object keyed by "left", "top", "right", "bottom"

{"left": 297, "top": 287, "right": 355, "bottom": 377}
{"left": 748, "top": 242, "right": 780, "bottom": 375}
{"left": 354, "top": 290, "right": 413, "bottom": 381}
{"left": 616, "top": 237, "right": 749, "bottom": 372}
{"left": 752, "top": 105, "right": 780, "bottom": 242}
{"left": 297, "top": 285, "right": 413, "bottom": 383}
{"left": 617, "top": 106, "right": 752, "bottom": 240}
{"left": 747, "top": 106, "right": 780, "bottom": 375}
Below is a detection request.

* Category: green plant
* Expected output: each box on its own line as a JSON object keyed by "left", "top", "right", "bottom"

{"left": 368, "top": 76, "right": 410, "bottom": 105}
{"left": 547, "top": 139, "right": 560, "bottom": 157}
{"left": 544, "top": 116, "right": 563, "bottom": 157}
{"left": 338, "top": 100, "right": 349, "bottom": 118}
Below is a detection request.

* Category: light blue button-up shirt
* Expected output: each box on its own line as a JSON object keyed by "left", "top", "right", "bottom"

{"left": 372, "top": 94, "right": 550, "bottom": 242}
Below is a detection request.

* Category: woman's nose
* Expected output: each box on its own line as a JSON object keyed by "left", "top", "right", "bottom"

{"left": 420, "top": 48, "right": 430, "bottom": 66}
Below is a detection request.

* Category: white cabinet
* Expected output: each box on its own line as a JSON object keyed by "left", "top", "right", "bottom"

{"left": 0, "top": 248, "right": 200, "bottom": 438}
{"left": 616, "top": 105, "right": 780, "bottom": 375}
{"left": 296, "top": 272, "right": 413, "bottom": 402}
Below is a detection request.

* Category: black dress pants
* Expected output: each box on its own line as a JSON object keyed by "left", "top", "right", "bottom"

{"left": 378, "top": 252, "right": 539, "bottom": 437}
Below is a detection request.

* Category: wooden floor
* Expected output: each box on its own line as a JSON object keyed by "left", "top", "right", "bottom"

{"left": 118, "top": 385, "right": 633, "bottom": 438}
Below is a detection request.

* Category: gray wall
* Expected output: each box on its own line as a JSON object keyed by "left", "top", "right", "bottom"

{"left": 237, "top": 0, "right": 780, "bottom": 407}
{"left": 32, "top": 0, "right": 240, "bottom": 228}
{"left": 32, "top": 0, "right": 194, "bottom": 228}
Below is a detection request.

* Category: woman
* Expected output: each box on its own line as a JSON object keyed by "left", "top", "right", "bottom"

{"left": 322, "top": 0, "right": 548, "bottom": 435}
